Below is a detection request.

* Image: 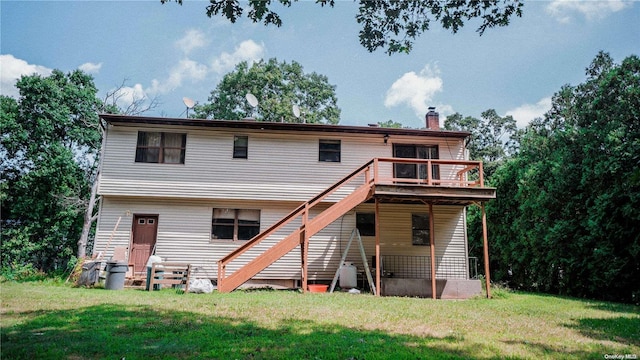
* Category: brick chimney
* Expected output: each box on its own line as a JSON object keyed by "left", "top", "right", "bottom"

{"left": 426, "top": 106, "right": 439, "bottom": 130}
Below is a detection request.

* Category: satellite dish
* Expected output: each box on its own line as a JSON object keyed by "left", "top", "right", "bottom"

{"left": 292, "top": 104, "right": 300, "bottom": 118}
{"left": 246, "top": 93, "right": 259, "bottom": 108}
{"left": 183, "top": 97, "right": 195, "bottom": 109}
{"left": 182, "top": 97, "right": 197, "bottom": 118}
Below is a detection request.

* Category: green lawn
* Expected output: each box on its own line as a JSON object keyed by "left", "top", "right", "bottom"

{"left": 1, "top": 282, "right": 638, "bottom": 359}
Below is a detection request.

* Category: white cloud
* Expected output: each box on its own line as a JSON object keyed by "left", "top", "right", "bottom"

{"left": 146, "top": 39, "right": 264, "bottom": 95}
{"left": 0, "top": 54, "right": 52, "bottom": 97}
{"left": 79, "top": 62, "right": 103, "bottom": 74}
{"left": 147, "top": 59, "right": 209, "bottom": 94}
{"left": 112, "top": 83, "right": 148, "bottom": 110}
{"left": 211, "top": 40, "right": 265, "bottom": 74}
{"left": 384, "top": 64, "right": 445, "bottom": 118}
{"left": 506, "top": 97, "right": 552, "bottom": 128}
{"left": 175, "top": 29, "right": 208, "bottom": 55}
{"left": 546, "top": 0, "right": 633, "bottom": 23}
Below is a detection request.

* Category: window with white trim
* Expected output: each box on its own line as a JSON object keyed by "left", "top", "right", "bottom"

{"left": 212, "top": 209, "right": 260, "bottom": 241}
{"left": 233, "top": 135, "right": 248, "bottom": 159}
{"left": 135, "top": 132, "right": 186, "bottom": 164}
{"left": 319, "top": 139, "right": 341, "bottom": 162}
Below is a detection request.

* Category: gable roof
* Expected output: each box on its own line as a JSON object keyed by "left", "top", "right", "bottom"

{"left": 99, "top": 114, "right": 471, "bottom": 139}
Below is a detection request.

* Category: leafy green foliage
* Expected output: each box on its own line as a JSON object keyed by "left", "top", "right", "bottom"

{"left": 0, "top": 70, "right": 102, "bottom": 273}
{"left": 194, "top": 58, "right": 341, "bottom": 124}
{"left": 448, "top": 53, "right": 639, "bottom": 304}
{"left": 444, "top": 109, "right": 519, "bottom": 179}
{"left": 486, "top": 53, "right": 640, "bottom": 303}
{"left": 356, "top": 0, "right": 523, "bottom": 55}
{"left": 162, "top": 0, "right": 523, "bottom": 55}
{"left": 377, "top": 119, "right": 405, "bottom": 128}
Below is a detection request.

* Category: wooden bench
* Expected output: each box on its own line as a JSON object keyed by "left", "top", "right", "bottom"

{"left": 148, "top": 262, "right": 192, "bottom": 293}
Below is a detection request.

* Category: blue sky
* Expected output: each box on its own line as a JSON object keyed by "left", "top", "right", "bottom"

{"left": 1, "top": 1, "right": 638, "bottom": 128}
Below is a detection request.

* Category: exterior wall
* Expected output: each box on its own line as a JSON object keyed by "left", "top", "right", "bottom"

{"left": 94, "top": 121, "right": 471, "bottom": 284}
{"left": 98, "top": 124, "right": 466, "bottom": 202}
{"left": 95, "top": 197, "right": 468, "bottom": 281}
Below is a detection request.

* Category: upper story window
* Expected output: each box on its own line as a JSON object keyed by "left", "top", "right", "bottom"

{"left": 135, "top": 132, "right": 186, "bottom": 164}
{"left": 233, "top": 135, "right": 248, "bottom": 159}
{"left": 212, "top": 208, "right": 260, "bottom": 241}
{"left": 319, "top": 139, "right": 341, "bottom": 162}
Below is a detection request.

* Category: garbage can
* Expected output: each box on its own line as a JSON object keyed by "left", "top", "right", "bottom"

{"left": 77, "top": 261, "right": 101, "bottom": 287}
{"left": 104, "top": 261, "right": 128, "bottom": 290}
{"left": 145, "top": 255, "right": 164, "bottom": 291}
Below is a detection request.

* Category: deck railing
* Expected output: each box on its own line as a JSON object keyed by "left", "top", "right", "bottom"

{"left": 381, "top": 255, "right": 478, "bottom": 280}
{"left": 374, "top": 158, "right": 485, "bottom": 187}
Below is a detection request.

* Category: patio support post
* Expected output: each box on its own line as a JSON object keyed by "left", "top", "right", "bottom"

{"left": 481, "top": 202, "right": 491, "bottom": 299}
{"left": 375, "top": 198, "right": 381, "bottom": 296}
{"left": 301, "top": 205, "right": 309, "bottom": 293}
{"left": 429, "top": 203, "right": 436, "bottom": 299}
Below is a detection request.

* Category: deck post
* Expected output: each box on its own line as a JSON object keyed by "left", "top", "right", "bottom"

{"left": 375, "top": 198, "right": 381, "bottom": 296}
{"left": 481, "top": 202, "right": 491, "bottom": 298}
{"left": 301, "top": 205, "right": 309, "bottom": 293}
{"left": 429, "top": 203, "right": 436, "bottom": 299}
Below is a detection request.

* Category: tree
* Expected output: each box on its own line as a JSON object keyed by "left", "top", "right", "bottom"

{"left": 1, "top": 70, "right": 102, "bottom": 273}
{"left": 444, "top": 109, "right": 519, "bottom": 179}
{"left": 194, "top": 58, "right": 341, "bottom": 124}
{"left": 487, "top": 52, "right": 640, "bottom": 303}
{"left": 162, "top": 0, "right": 523, "bottom": 55}
{"left": 441, "top": 109, "right": 520, "bottom": 276}
{"left": 2, "top": 71, "right": 163, "bottom": 275}
{"left": 377, "top": 119, "right": 404, "bottom": 128}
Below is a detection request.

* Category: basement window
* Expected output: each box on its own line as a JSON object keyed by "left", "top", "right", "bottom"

{"left": 356, "top": 213, "right": 376, "bottom": 236}
{"left": 135, "top": 132, "right": 186, "bottom": 164}
{"left": 212, "top": 208, "right": 260, "bottom": 241}
{"left": 319, "top": 139, "right": 341, "bottom": 162}
{"left": 412, "top": 213, "right": 430, "bottom": 246}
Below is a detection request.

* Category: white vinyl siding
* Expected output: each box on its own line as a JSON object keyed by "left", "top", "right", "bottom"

{"left": 94, "top": 198, "right": 467, "bottom": 281}
{"left": 99, "top": 125, "right": 466, "bottom": 202}
{"left": 94, "top": 122, "right": 470, "bottom": 282}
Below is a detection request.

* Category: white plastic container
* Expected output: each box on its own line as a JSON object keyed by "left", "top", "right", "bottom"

{"left": 339, "top": 262, "right": 358, "bottom": 289}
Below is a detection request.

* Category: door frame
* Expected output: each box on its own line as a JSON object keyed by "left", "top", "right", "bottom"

{"left": 130, "top": 214, "right": 159, "bottom": 274}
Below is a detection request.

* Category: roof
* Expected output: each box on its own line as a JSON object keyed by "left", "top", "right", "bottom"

{"left": 99, "top": 114, "right": 471, "bottom": 139}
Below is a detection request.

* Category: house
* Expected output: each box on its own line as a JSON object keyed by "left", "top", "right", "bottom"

{"left": 93, "top": 109, "right": 495, "bottom": 299}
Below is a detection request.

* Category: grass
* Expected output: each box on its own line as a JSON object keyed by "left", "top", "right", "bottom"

{"left": 1, "top": 282, "right": 638, "bottom": 359}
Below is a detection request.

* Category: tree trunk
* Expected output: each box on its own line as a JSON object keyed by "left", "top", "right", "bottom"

{"left": 77, "top": 170, "right": 99, "bottom": 259}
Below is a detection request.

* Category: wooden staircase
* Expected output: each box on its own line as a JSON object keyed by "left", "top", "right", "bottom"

{"left": 216, "top": 157, "right": 491, "bottom": 293}
{"left": 217, "top": 161, "right": 376, "bottom": 293}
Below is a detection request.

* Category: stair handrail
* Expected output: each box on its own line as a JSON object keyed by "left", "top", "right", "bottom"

{"left": 218, "top": 159, "right": 376, "bottom": 278}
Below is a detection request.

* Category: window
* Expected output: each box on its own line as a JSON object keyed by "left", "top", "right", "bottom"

{"left": 393, "top": 144, "right": 439, "bottom": 181}
{"left": 319, "top": 139, "right": 341, "bottom": 162}
{"left": 356, "top": 213, "right": 376, "bottom": 236}
{"left": 212, "top": 209, "right": 260, "bottom": 241}
{"left": 135, "top": 132, "right": 186, "bottom": 164}
{"left": 233, "top": 135, "right": 248, "bottom": 159}
{"left": 412, "top": 213, "right": 430, "bottom": 246}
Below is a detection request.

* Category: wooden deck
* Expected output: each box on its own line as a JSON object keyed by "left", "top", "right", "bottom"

{"left": 217, "top": 157, "right": 496, "bottom": 295}
{"left": 372, "top": 184, "right": 496, "bottom": 205}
